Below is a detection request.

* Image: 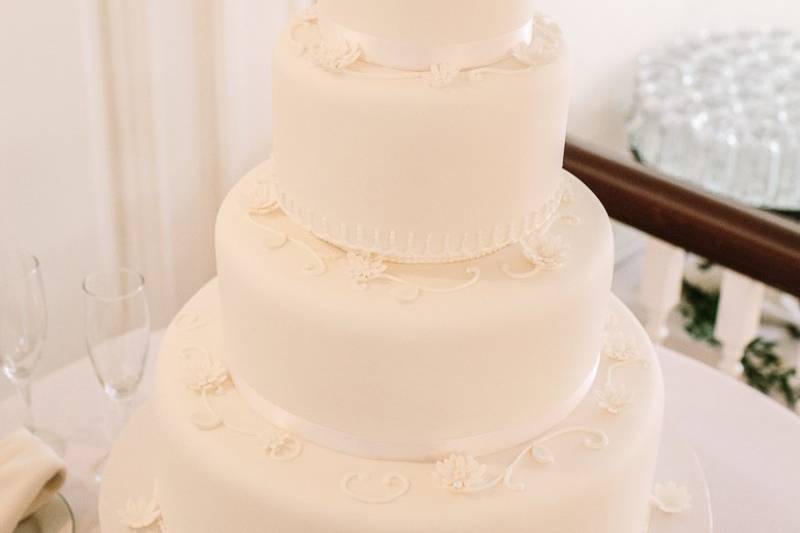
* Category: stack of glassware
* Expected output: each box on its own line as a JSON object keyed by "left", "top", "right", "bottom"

{"left": 628, "top": 28, "right": 800, "bottom": 210}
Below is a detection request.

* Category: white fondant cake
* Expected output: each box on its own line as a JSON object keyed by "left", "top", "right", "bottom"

{"left": 100, "top": 3, "right": 674, "bottom": 532}
{"left": 216, "top": 163, "right": 612, "bottom": 459}
{"left": 148, "top": 282, "right": 663, "bottom": 533}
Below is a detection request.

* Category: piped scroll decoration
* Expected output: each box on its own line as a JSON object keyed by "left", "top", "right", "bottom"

{"left": 181, "top": 346, "right": 235, "bottom": 432}
{"left": 247, "top": 163, "right": 507, "bottom": 298}
{"left": 340, "top": 472, "right": 411, "bottom": 504}
{"left": 248, "top": 169, "right": 336, "bottom": 277}
{"left": 596, "top": 317, "right": 649, "bottom": 414}
{"left": 180, "top": 346, "right": 302, "bottom": 461}
{"left": 344, "top": 251, "right": 481, "bottom": 302}
{"left": 174, "top": 311, "right": 209, "bottom": 332}
{"left": 434, "top": 426, "right": 609, "bottom": 494}
{"left": 501, "top": 234, "right": 568, "bottom": 279}
{"left": 501, "top": 184, "right": 577, "bottom": 279}
{"left": 292, "top": 9, "right": 562, "bottom": 85}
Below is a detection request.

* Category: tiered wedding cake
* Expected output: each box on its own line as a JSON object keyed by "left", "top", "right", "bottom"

{"left": 102, "top": 1, "right": 668, "bottom": 532}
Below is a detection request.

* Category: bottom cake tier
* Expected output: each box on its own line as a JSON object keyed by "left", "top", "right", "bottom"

{"left": 114, "top": 279, "right": 664, "bottom": 533}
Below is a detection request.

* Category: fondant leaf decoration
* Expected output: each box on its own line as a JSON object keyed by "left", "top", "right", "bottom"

{"left": 118, "top": 497, "right": 161, "bottom": 529}
{"left": 652, "top": 482, "right": 693, "bottom": 514}
{"left": 264, "top": 230, "right": 289, "bottom": 249}
{"left": 190, "top": 411, "right": 222, "bottom": 431}
{"left": 174, "top": 311, "right": 208, "bottom": 332}
{"left": 531, "top": 445, "right": 555, "bottom": 464}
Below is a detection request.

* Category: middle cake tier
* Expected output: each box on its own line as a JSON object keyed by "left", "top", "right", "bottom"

{"left": 216, "top": 161, "right": 613, "bottom": 461}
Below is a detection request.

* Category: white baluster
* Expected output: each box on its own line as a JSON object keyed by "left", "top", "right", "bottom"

{"left": 714, "top": 270, "right": 765, "bottom": 377}
{"left": 639, "top": 237, "right": 687, "bottom": 344}
{"left": 782, "top": 295, "right": 800, "bottom": 373}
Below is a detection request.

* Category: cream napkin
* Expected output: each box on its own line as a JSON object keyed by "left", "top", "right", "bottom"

{"left": 0, "top": 429, "right": 66, "bottom": 533}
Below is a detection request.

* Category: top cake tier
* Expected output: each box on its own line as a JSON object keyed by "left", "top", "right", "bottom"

{"left": 318, "top": 0, "right": 537, "bottom": 48}
{"left": 272, "top": 7, "right": 568, "bottom": 263}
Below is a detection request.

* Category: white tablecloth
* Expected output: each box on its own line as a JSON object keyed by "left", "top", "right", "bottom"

{"left": 1, "top": 331, "right": 799, "bottom": 533}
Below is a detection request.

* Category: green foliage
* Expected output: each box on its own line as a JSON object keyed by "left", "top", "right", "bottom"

{"left": 741, "top": 338, "right": 799, "bottom": 408}
{"left": 630, "top": 146, "right": 644, "bottom": 165}
{"left": 678, "top": 281, "right": 720, "bottom": 346}
{"left": 680, "top": 279, "right": 799, "bottom": 408}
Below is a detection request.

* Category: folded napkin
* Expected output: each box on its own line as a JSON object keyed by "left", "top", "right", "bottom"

{"left": 0, "top": 429, "right": 66, "bottom": 533}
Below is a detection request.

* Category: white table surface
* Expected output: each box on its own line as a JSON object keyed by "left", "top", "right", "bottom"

{"left": 2, "top": 331, "right": 799, "bottom": 533}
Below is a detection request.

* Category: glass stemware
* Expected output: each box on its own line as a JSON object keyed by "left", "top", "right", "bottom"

{"left": 0, "top": 252, "right": 47, "bottom": 433}
{"left": 83, "top": 268, "right": 150, "bottom": 481}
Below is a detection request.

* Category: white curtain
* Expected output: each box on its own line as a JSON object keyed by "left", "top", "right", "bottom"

{"left": 1, "top": 0, "right": 302, "bottom": 395}
{"left": 81, "top": 0, "right": 307, "bottom": 327}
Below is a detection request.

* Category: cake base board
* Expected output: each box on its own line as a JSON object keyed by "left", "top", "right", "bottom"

{"left": 99, "top": 403, "right": 713, "bottom": 533}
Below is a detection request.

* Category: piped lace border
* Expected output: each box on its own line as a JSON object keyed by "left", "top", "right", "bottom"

{"left": 273, "top": 178, "right": 569, "bottom": 264}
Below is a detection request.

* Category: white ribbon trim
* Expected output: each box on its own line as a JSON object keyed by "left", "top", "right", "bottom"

{"left": 231, "top": 357, "right": 599, "bottom": 462}
{"left": 317, "top": 16, "right": 535, "bottom": 71}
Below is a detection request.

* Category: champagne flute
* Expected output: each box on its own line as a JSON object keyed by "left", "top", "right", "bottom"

{"left": 83, "top": 268, "right": 150, "bottom": 480}
{"left": 0, "top": 252, "right": 47, "bottom": 433}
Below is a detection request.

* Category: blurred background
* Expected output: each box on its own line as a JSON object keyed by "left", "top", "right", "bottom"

{"left": 1, "top": 0, "right": 799, "bottom": 398}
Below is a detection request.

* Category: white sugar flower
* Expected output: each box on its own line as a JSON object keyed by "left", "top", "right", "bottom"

{"left": 652, "top": 482, "right": 692, "bottom": 514}
{"left": 560, "top": 185, "right": 574, "bottom": 205}
{"left": 258, "top": 430, "right": 303, "bottom": 461}
{"left": 183, "top": 359, "right": 229, "bottom": 395}
{"left": 260, "top": 431, "right": 291, "bottom": 454}
{"left": 512, "top": 18, "right": 560, "bottom": 67}
{"left": 249, "top": 178, "right": 278, "bottom": 214}
{"left": 427, "top": 63, "right": 460, "bottom": 87}
{"left": 345, "top": 251, "right": 387, "bottom": 284}
{"left": 597, "top": 383, "right": 634, "bottom": 414}
{"left": 118, "top": 497, "right": 161, "bottom": 529}
{"left": 435, "top": 453, "right": 488, "bottom": 492}
{"left": 534, "top": 13, "right": 560, "bottom": 32}
{"left": 299, "top": 4, "right": 319, "bottom": 21}
{"left": 310, "top": 39, "right": 361, "bottom": 72}
{"left": 602, "top": 333, "right": 639, "bottom": 362}
{"left": 521, "top": 234, "right": 567, "bottom": 270}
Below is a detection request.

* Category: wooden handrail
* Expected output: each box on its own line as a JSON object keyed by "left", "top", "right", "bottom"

{"left": 564, "top": 138, "right": 800, "bottom": 297}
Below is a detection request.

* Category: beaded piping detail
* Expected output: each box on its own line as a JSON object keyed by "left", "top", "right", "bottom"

{"left": 273, "top": 172, "right": 570, "bottom": 265}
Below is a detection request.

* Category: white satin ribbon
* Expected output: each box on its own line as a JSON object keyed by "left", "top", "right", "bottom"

{"left": 231, "top": 358, "right": 599, "bottom": 462}
{"left": 317, "top": 16, "right": 534, "bottom": 71}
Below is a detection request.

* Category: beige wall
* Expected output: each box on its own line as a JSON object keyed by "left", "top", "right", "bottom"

{"left": 1, "top": 0, "right": 797, "bottom": 399}
{"left": 537, "top": 0, "right": 800, "bottom": 152}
